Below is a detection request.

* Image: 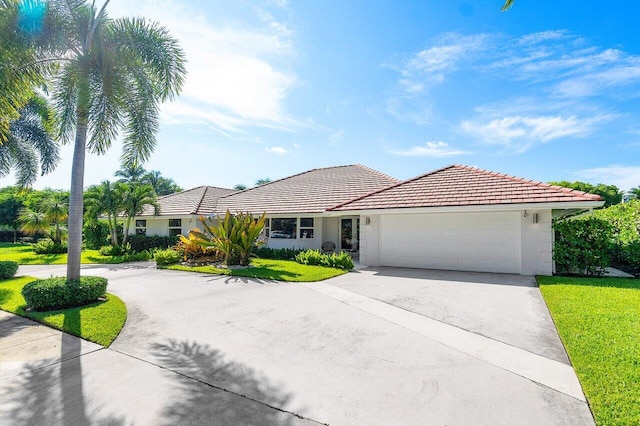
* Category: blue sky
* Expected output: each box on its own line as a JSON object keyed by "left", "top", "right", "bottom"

{"left": 4, "top": 0, "right": 640, "bottom": 191}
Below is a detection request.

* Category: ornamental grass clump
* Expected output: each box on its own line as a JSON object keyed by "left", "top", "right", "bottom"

{"left": 22, "top": 276, "right": 108, "bottom": 311}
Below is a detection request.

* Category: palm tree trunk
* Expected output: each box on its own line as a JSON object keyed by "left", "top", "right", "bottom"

{"left": 66, "top": 120, "right": 88, "bottom": 281}
{"left": 122, "top": 216, "right": 132, "bottom": 246}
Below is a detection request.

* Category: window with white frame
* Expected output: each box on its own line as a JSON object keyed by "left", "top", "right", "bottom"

{"left": 135, "top": 219, "right": 146, "bottom": 235}
{"left": 270, "top": 218, "right": 297, "bottom": 239}
{"left": 299, "top": 218, "right": 314, "bottom": 239}
{"left": 168, "top": 219, "right": 182, "bottom": 236}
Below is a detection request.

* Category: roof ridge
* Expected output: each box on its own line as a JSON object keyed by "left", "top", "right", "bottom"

{"left": 156, "top": 185, "right": 207, "bottom": 201}
{"left": 191, "top": 186, "right": 210, "bottom": 215}
{"left": 354, "top": 164, "right": 401, "bottom": 183}
{"left": 453, "top": 165, "right": 603, "bottom": 200}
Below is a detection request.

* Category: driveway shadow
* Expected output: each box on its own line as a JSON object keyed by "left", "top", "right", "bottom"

{"left": 151, "top": 339, "right": 311, "bottom": 425}
{"left": 360, "top": 266, "right": 537, "bottom": 287}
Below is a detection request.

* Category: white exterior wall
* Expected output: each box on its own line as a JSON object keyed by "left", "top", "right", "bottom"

{"left": 127, "top": 215, "right": 200, "bottom": 237}
{"left": 360, "top": 214, "right": 380, "bottom": 265}
{"left": 322, "top": 217, "right": 340, "bottom": 250}
{"left": 519, "top": 209, "right": 553, "bottom": 276}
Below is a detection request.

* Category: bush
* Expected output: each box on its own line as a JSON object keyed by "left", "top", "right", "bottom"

{"left": 0, "top": 261, "right": 19, "bottom": 279}
{"left": 33, "top": 239, "right": 67, "bottom": 254}
{"left": 121, "top": 251, "right": 151, "bottom": 262}
{"left": 22, "top": 276, "right": 108, "bottom": 311}
{"left": 127, "top": 234, "right": 178, "bottom": 252}
{"left": 83, "top": 221, "right": 110, "bottom": 250}
{"left": 553, "top": 217, "right": 612, "bottom": 276}
{"left": 295, "top": 249, "right": 354, "bottom": 270}
{"left": 592, "top": 200, "right": 640, "bottom": 269}
{"left": 154, "top": 248, "right": 182, "bottom": 265}
{"left": 254, "top": 247, "right": 305, "bottom": 260}
{"left": 99, "top": 244, "right": 129, "bottom": 256}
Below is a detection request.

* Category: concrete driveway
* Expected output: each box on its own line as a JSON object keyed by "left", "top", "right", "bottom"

{"left": 2, "top": 263, "right": 594, "bottom": 425}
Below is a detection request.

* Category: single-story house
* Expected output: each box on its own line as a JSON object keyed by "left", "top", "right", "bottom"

{"left": 131, "top": 164, "right": 604, "bottom": 275}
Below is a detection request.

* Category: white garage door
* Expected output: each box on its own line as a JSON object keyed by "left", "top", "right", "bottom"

{"left": 379, "top": 212, "right": 521, "bottom": 274}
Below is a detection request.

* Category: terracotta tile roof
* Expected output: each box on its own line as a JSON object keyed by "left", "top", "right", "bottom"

{"left": 329, "top": 164, "right": 604, "bottom": 211}
{"left": 139, "top": 186, "right": 236, "bottom": 216}
{"left": 217, "top": 164, "right": 400, "bottom": 214}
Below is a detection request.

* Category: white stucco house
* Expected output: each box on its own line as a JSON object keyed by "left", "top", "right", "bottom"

{"left": 132, "top": 164, "right": 604, "bottom": 275}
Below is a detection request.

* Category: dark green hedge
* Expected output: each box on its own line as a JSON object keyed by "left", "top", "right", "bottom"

{"left": 127, "top": 234, "right": 178, "bottom": 252}
{"left": 253, "top": 247, "right": 305, "bottom": 260}
{"left": 22, "top": 276, "right": 108, "bottom": 311}
{"left": 0, "top": 261, "right": 19, "bottom": 279}
{"left": 553, "top": 217, "right": 612, "bottom": 276}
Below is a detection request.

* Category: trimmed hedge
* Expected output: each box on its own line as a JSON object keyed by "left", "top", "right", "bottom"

{"left": 0, "top": 261, "right": 19, "bottom": 279}
{"left": 554, "top": 217, "right": 612, "bottom": 276}
{"left": 83, "top": 221, "right": 110, "bottom": 250}
{"left": 295, "top": 249, "right": 354, "bottom": 270}
{"left": 127, "top": 234, "right": 178, "bottom": 252}
{"left": 22, "top": 276, "right": 108, "bottom": 311}
{"left": 254, "top": 247, "right": 305, "bottom": 260}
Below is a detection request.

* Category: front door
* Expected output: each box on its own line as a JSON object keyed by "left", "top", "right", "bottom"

{"left": 340, "top": 217, "right": 359, "bottom": 251}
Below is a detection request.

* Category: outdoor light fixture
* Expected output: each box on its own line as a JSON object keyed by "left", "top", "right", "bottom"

{"left": 523, "top": 210, "right": 528, "bottom": 218}
{"left": 365, "top": 216, "right": 371, "bottom": 225}
{"left": 532, "top": 213, "right": 539, "bottom": 224}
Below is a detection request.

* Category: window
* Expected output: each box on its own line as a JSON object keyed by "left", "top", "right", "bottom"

{"left": 169, "top": 219, "right": 182, "bottom": 236}
{"left": 299, "top": 218, "right": 314, "bottom": 239}
{"left": 270, "top": 218, "right": 296, "bottom": 239}
{"left": 264, "top": 218, "right": 270, "bottom": 238}
{"left": 135, "top": 220, "right": 146, "bottom": 236}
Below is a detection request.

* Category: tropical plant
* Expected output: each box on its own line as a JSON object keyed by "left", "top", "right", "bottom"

{"left": 40, "top": 191, "right": 68, "bottom": 244}
{"left": 189, "top": 211, "right": 266, "bottom": 266}
{"left": 84, "top": 180, "right": 123, "bottom": 247}
{"left": 19, "top": 0, "right": 187, "bottom": 281}
{"left": 18, "top": 208, "right": 49, "bottom": 238}
{"left": 233, "top": 184, "right": 247, "bottom": 191}
{"left": 142, "top": 170, "right": 182, "bottom": 195}
{"left": 153, "top": 248, "right": 182, "bottom": 265}
{"left": 501, "top": 0, "right": 514, "bottom": 11}
{"left": 254, "top": 178, "right": 271, "bottom": 187}
{"left": 115, "top": 162, "right": 146, "bottom": 184}
{"left": 119, "top": 183, "right": 158, "bottom": 247}
{"left": 629, "top": 187, "right": 640, "bottom": 200}
{"left": 553, "top": 217, "right": 612, "bottom": 276}
{"left": 548, "top": 181, "right": 623, "bottom": 208}
{"left": 0, "top": 95, "right": 59, "bottom": 187}
{"left": 0, "top": 187, "right": 26, "bottom": 242}
{"left": 175, "top": 232, "right": 213, "bottom": 261}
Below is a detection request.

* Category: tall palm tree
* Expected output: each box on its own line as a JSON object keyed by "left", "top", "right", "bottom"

{"left": 115, "top": 162, "right": 147, "bottom": 183}
{"left": 0, "top": 96, "right": 59, "bottom": 187}
{"left": 85, "top": 180, "right": 123, "bottom": 247}
{"left": 142, "top": 169, "right": 182, "bottom": 195}
{"left": 40, "top": 192, "right": 68, "bottom": 244}
{"left": 38, "top": 0, "right": 186, "bottom": 280}
{"left": 119, "top": 183, "right": 159, "bottom": 246}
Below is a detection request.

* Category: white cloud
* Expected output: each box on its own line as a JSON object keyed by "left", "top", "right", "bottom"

{"left": 107, "top": 0, "right": 302, "bottom": 133}
{"left": 575, "top": 165, "right": 640, "bottom": 191}
{"left": 391, "top": 141, "right": 472, "bottom": 157}
{"left": 329, "top": 129, "right": 344, "bottom": 145}
{"left": 266, "top": 146, "right": 288, "bottom": 154}
{"left": 461, "top": 114, "right": 614, "bottom": 153}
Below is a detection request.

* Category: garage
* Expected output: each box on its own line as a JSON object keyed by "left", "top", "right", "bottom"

{"left": 378, "top": 211, "right": 521, "bottom": 274}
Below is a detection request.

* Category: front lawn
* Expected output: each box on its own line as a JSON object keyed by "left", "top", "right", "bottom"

{"left": 163, "top": 258, "right": 347, "bottom": 282}
{"left": 538, "top": 276, "right": 640, "bottom": 426}
{"left": 0, "top": 242, "right": 137, "bottom": 265}
{"left": 0, "top": 276, "right": 127, "bottom": 347}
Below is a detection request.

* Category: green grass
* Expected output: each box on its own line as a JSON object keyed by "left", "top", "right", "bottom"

{"left": 0, "top": 276, "right": 127, "bottom": 347}
{"left": 538, "top": 276, "right": 640, "bottom": 426}
{"left": 163, "top": 258, "right": 347, "bottom": 282}
{"left": 0, "top": 242, "right": 137, "bottom": 265}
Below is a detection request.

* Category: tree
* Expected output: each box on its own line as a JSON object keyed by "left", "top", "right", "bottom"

{"left": 119, "top": 183, "right": 158, "bottom": 246}
{"left": 142, "top": 170, "right": 182, "bottom": 195}
{"left": 0, "top": 96, "right": 59, "bottom": 187}
{"left": 549, "top": 181, "right": 623, "bottom": 208}
{"left": 0, "top": 187, "right": 26, "bottom": 242}
{"left": 115, "top": 162, "right": 146, "bottom": 184}
{"left": 85, "top": 180, "right": 123, "bottom": 247}
{"left": 255, "top": 178, "right": 271, "bottom": 186}
{"left": 39, "top": 191, "right": 68, "bottom": 244}
{"left": 19, "top": 208, "right": 49, "bottom": 238}
{"left": 34, "top": 0, "right": 186, "bottom": 280}
{"left": 629, "top": 187, "right": 640, "bottom": 200}
{"left": 501, "top": 0, "right": 514, "bottom": 11}
{"left": 233, "top": 184, "right": 247, "bottom": 191}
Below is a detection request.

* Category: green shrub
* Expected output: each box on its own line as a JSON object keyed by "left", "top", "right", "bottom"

{"left": 254, "top": 247, "right": 305, "bottom": 260}
{"left": 0, "top": 261, "right": 19, "bottom": 279}
{"left": 121, "top": 251, "right": 151, "bottom": 262}
{"left": 127, "top": 234, "right": 178, "bottom": 252}
{"left": 83, "top": 221, "right": 110, "bottom": 250}
{"left": 591, "top": 200, "right": 640, "bottom": 269}
{"left": 154, "top": 248, "right": 182, "bottom": 265}
{"left": 22, "top": 276, "right": 108, "bottom": 311}
{"left": 295, "top": 249, "right": 354, "bottom": 270}
{"left": 554, "top": 217, "right": 612, "bottom": 276}
{"left": 99, "top": 244, "right": 129, "bottom": 256}
{"left": 32, "top": 239, "right": 68, "bottom": 254}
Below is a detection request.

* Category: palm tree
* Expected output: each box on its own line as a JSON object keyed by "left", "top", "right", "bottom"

{"left": 85, "top": 180, "right": 122, "bottom": 246}
{"left": 255, "top": 178, "right": 271, "bottom": 186}
{"left": 115, "top": 162, "right": 147, "bottom": 183}
{"left": 0, "top": 96, "right": 59, "bottom": 187}
{"left": 18, "top": 208, "right": 49, "bottom": 238}
{"left": 502, "top": 0, "right": 514, "bottom": 11}
{"left": 40, "top": 192, "right": 68, "bottom": 244}
{"left": 142, "top": 170, "right": 182, "bottom": 195}
{"left": 233, "top": 184, "right": 247, "bottom": 191}
{"left": 119, "top": 183, "right": 158, "bottom": 246}
{"left": 36, "top": 0, "right": 186, "bottom": 280}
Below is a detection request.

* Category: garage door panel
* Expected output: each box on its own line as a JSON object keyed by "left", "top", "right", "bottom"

{"left": 380, "top": 212, "right": 521, "bottom": 274}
